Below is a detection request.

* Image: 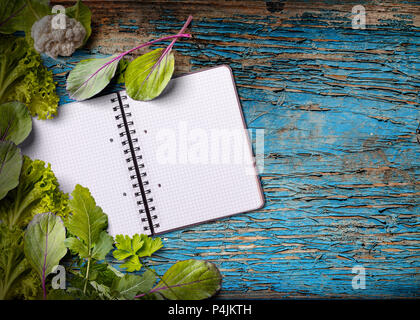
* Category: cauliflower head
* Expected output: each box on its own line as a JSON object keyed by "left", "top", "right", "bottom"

{"left": 31, "top": 15, "right": 86, "bottom": 58}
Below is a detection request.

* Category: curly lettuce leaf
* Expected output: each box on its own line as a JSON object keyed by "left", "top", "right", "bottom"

{"left": 0, "top": 36, "right": 59, "bottom": 120}
{"left": 0, "top": 156, "right": 70, "bottom": 228}
{"left": 0, "top": 224, "right": 40, "bottom": 300}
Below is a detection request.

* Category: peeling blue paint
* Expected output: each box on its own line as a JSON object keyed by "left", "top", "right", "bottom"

{"left": 45, "top": 4, "right": 419, "bottom": 298}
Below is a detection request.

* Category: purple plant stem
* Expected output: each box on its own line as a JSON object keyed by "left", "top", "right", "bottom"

{"left": 136, "top": 16, "right": 193, "bottom": 93}
{"left": 0, "top": 2, "right": 27, "bottom": 28}
{"left": 163, "top": 15, "right": 193, "bottom": 57}
{"left": 115, "top": 33, "right": 192, "bottom": 63}
{"left": 0, "top": 121, "right": 12, "bottom": 141}
{"left": 72, "top": 33, "right": 191, "bottom": 96}
{"left": 134, "top": 279, "right": 202, "bottom": 299}
{"left": 41, "top": 220, "right": 49, "bottom": 300}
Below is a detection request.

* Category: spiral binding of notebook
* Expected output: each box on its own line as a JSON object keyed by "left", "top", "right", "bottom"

{"left": 111, "top": 92, "right": 160, "bottom": 235}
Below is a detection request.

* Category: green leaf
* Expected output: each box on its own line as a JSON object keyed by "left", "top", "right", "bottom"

{"left": 65, "top": 237, "right": 89, "bottom": 258}
{"left": 152, "top": 260, "right": 222, "bottom": 300}
{"left": 47, "top": 289, "right": 75, "bottom": 300}
{"left": 0, "top": 141, "right": 22, "bottom": 200}
{"left": 84, "top": 262, "right": 123, "bottom": 287}
{"left": 120, "top": 255, "right": 142, "bottom": 273}
{"left": 0, "top": 156, "right": 70, "bottom": 228}
{"left": 125, "top": 48, "right": 175, "bottom": 101}
{"left": 0, "top": 224, "right": 40, "bottom": 300}
{"left": 0, "top": 36, "right": 59, "bottom": 120}
{"left": 66, "top": 0, "right": 92, "bottom": 45}
{"left": 113, "top": 234, "right": 143, "bottom": 260}
{"left": 91, "top": 231, "right": 114, "bottom": 260}
{"left": 23, "top": 212, "right": 67, "bottom": 298}
{"left": 15, "top": 0, "right": 50, "bottom": 43}
{"left": 115, "top": 58, "right": 129, "bottom": 84}
{"left": 66, "top": 54, "right": 121, "bottom": 101}
{"left": 89, "top": 280, "right": 113, "bottom": 299}
{"left": 136, "top": 234, "right": 163, "bottom": 257}
{"left": 0, "top": 1, "right": 50, "bottom": 37}
{"left": 111, "top": 269, "right": 156, "bottom": 300}
{"left": 70, "top": 261, "right": 123, "bottom": 299}
{"left": 0, "top": 0, "right": 27, "bottom": 34}
{"left": 64, "top": 184, "right": 109, "bottom": 256}
{"left": 64, "top": 184, "right": 113, "bottom": 295}
{"left": 113, "top": 234, "right": 163, "bottom": 272}
{"left": 0, "top": 101, "right": 32, "bottom": 145}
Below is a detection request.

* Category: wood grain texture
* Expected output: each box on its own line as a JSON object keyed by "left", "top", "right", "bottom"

{"left": 49, "top": 0, "right": 419, "bottom": 298}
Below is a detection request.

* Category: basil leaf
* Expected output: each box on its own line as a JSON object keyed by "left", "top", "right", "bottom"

{"left": 0, "top": 141, "right": 22, "bottom": 200}
{"left": 66, "top": 0, "right": 92, "bottom": 45}
{"left": 152, "top": 259, "right": 222, "bottom": 300}
{"left": 0, "top": 101, "right": 32, "bottom": 145}
{"left": 24, "top": 212, "right": 67, "bottom": 298}
{"left": 125, "top": 48, "right": 175, "bottom": 101}
{"left": 66, "top": 54, "right": 121, "bottom": 101}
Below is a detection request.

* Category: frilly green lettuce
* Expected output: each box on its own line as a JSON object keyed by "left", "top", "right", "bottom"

{"left": 0, "top": 155, "right": 69, "bottom": 300}
{"left": 0, "top": 36, "right": 59, "bottom": 120}
{"left": 0, "top": 224, "right": 40, "bottom": 300}
{"left": 0, "top": 156, "right": 70, "bottom": 229}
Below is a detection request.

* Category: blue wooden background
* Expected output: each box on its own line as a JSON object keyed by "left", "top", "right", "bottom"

{"left": 48, "top": 0, "right": 419, "bottom": 298}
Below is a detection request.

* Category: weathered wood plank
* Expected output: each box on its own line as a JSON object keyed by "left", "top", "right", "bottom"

{"left": 49, "top": 0, "right": 419, "bottom": 298}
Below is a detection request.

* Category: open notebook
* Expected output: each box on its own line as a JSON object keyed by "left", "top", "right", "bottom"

{"left": 22, "top": 65, "right": 264, "bottom": 236}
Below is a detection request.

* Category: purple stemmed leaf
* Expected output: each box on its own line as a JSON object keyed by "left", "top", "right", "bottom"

{"left": 125, "top": 15, "right": 193, "bottom": 101}
{"left": 66, "top": 32, "right": 191, "bottom": 101}
{"left": 134, "top": 259, "right": 222, "bottom": 300}
{"left": 0, "top": 0, "right": 27, "bottom": 31}
{"left": 24, "top": 213, "right": 67, "bottom": 299}
{"left": 0, "top": 101, "right": 32, "bottom": 145}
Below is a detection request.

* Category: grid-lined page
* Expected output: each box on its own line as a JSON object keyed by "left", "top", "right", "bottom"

{"left": 126, "top": 65, "right": 264, "bottom": 233}
{"left": 22, "top": 94, "right": 143, "bottom": 237}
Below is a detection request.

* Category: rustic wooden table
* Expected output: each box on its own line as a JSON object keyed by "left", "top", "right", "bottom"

{"left": 51, "top": 0, "right": 419, "bottom": 298}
